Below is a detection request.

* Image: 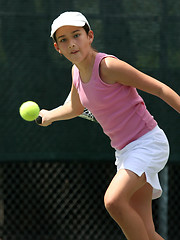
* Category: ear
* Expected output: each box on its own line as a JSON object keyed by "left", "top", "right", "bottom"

{"left": 88, "top": 30, "right": 94, "bottom": 44}
{"left": 54, "top": 42, "right": 62, "bottom": 54}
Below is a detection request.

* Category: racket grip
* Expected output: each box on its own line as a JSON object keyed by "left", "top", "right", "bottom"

{"left": 35, "top": 116, "right": 42, "bottom": 124}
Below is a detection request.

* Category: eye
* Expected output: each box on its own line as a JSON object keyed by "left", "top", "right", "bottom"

{"left": 74, "top": 34, "right": 80, "bottom": 38}
{"left": 60, "top": 38, "right": 66, "bottom": 43}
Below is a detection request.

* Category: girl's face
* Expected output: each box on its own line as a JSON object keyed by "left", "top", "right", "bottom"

{"left": 54, "top": 26, "right": 94, "bottom": 64}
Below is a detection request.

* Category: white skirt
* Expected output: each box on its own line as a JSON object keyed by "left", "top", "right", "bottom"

{"left": 115, "top": 125, "right": 170, "bottom": 199}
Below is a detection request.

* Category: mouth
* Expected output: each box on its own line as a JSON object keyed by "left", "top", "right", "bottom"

{"left": 71, "top": 50, "right": 79, "bottom": 55}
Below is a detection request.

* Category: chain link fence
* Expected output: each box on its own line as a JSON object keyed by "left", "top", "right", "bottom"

{"left": 0, "top": 161, "right": 179, "bottom": 240}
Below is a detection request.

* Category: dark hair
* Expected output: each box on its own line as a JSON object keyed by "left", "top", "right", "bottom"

{"left": 83, "top": 23, "right": 90, "bottom": 35}
{"left": 53, "top": 23, "right": 90, "bottom": 43}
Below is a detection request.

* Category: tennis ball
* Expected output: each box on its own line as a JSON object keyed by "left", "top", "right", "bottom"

{"left": 19, "top": 101, "right": 40, "bottom": 121}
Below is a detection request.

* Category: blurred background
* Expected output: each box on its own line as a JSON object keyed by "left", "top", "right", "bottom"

{"left": 0, "top": 0, "right": 179, "bottom": 239}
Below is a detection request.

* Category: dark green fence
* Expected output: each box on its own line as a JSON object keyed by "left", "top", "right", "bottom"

{"left": 0, "top": 0, "right": 179, "bottom": 162}
{"left": 0, "top": 0, "right": 179, "bottom": 239}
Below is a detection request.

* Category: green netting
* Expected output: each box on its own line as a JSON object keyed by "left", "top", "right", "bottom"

{"left": 0, "top": 0, "right": 179, "bottom": 162}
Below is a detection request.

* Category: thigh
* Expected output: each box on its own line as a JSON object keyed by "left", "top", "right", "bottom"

{"left": 105, "top": 169, "right": 146, "bottom": 202}
{"left": 130, "top": 183, "right": 155, "bottom": 232}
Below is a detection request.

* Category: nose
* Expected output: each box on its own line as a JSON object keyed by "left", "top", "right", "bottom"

{"left": 68, "top": 41, "right": 75, "bottom": 49}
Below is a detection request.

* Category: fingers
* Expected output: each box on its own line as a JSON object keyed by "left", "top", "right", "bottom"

{"left": 35, "top": 116, "right": 42, "bottom": 124}
{"left": 35, "top": 110, "right": 52, "bottom": 127}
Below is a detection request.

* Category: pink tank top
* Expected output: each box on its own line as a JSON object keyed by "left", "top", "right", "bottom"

{"left": 73, "top": 52, "right": 157, "bottom": 150}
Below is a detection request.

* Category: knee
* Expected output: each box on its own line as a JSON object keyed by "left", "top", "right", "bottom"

{"left": 104, "top": 192, "right": 124, "bottom": 215}
{"left": 144, "top": 222, "right": 160, "bottom": 240}
{"left": 104, "top": 194, "right": 115, "bottom": 213}
{"left": 146, "top": 228, "right": 161, "bottom": 240}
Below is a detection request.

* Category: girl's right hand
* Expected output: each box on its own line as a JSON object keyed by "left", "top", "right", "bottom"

{"left": 38, "top": 109, "right": 53, "bottom": 127}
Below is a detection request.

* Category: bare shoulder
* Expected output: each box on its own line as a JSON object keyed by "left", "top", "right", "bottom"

{"left": 99, "top": 57, "right": 132, "bottom": 84}
{"left": 101, "top": 56, "right": 124, "bottom": 67}
{"left": 101, "top": 55, "right": 170, "bottom": 99}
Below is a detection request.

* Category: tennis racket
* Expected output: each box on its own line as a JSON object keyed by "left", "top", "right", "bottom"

{"left": 35, "top": 92, "right": 97, "bottom": 124}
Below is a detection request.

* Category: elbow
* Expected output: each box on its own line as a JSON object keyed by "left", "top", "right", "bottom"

{"left": 73, "top": 105, "right": 84, "bottom": 116}
{"left": 155, "top": 84, "right": 166, "bottom": 99}
{"left": 77, "top": 107, "right": 84, "bottom": 116}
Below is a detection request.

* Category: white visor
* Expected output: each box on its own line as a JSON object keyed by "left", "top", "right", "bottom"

{"left": 50, "top": 11, "right": 91, "bottom": 40}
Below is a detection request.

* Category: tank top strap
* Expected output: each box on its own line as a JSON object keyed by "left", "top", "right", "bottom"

{"left": 73, "top": 64, "right": 80, "bottom": 89}
{"left": 93, "top": 53, "right": 108, "bottom": 73}
{"left": 93, "top": 53, "right": 117, "bottom": 76}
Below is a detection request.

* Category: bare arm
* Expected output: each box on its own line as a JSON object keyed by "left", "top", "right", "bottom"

{"left": 100, "top": 57, "right": 180, "bottom": 113}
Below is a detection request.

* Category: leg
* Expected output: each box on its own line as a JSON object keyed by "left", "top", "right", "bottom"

{"left": 130, "top": 183, "right": 164, "bottom": 240}
{"left": 104, "top": 169, "right": 149, "bottom": 240}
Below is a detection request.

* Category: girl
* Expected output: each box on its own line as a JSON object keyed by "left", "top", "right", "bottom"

{"left": 39, "top": 11, "right": 180, "bottom": 240}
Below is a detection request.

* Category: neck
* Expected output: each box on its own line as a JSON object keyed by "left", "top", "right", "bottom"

{"left": 75, "top": 49, "right": 97, "bottom": 74}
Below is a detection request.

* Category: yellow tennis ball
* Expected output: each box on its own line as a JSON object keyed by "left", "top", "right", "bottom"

{"left": 19, "top": 101, "right": 40, "bottom": 121}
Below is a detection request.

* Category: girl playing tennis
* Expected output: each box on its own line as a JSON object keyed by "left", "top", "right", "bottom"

{"left": 39, "top": 11, "right": 180, "bottom": 240}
